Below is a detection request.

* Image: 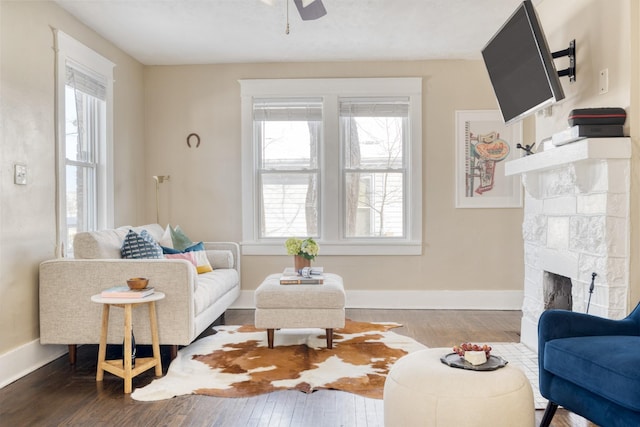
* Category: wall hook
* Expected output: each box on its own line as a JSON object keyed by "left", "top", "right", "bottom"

{"left": 186, "top": 133, "right": 200, "bottom": 148}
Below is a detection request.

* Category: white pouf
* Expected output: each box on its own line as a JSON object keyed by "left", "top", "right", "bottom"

{"left": 384, "top": 348, "right": 534, "bottom": 427}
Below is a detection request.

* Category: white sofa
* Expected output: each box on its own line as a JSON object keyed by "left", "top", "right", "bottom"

{"left": 39, "top": 224, "right": 240, "bottom": 362}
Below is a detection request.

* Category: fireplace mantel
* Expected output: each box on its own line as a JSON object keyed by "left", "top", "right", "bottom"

{"left": 505, "top": 137, "right": 631, "bottom": 176}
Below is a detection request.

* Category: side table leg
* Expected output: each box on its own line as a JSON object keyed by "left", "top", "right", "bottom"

{"left": 123, "top": 304, "right": 133, "bottom": 394}
{"left": 326, "top": 329, "right": 334, "bottom": 349}
{"left": 149, "top": 301, "right": 163, "bottom": 376}
{"left": 96, "top": 305, "right": 110, "bottom": 381}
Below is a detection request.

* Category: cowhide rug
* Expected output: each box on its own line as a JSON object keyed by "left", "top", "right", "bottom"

{"left": 132, "top": 320, "right": 427, "bottom": 401}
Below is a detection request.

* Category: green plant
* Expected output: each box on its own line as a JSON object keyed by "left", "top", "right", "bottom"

{"left": 285, "top": 237, "right": 319, "bottom": 260}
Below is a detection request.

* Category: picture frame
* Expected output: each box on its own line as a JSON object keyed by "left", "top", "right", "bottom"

{"left": 455, "top": 110, "right": 523, "bottom": 208}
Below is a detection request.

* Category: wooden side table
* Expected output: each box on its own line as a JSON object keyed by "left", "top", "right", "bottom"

{"left": 91, "top": 292, "right": 165, "bottom": 393}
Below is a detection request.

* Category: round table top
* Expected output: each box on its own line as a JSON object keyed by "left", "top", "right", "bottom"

{"left": 91, "top": 291, "right": 165, "bottom": 305}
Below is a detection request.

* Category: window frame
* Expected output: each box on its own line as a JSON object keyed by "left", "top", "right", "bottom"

{"left": 240, "top": 78, "right": 422, "bottom": 256}
{"left": 55, "top": 30, "right": 114, "bottom": 257}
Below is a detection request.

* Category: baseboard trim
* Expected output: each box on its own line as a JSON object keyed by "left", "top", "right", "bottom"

{"left": 231, "top": 290, "right": 524, "bottom": 310}
{"left": 0, "top": 340, "right": 67, "bottom": 389}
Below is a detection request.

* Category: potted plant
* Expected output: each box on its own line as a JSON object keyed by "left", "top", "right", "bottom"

{"left": 285, "top": 237, "right": 319, "bottom": 271}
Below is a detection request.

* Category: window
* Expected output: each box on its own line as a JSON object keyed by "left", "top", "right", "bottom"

{"left": 55, "top": 30, "right": 114, "bottom": 256}
{"left": 240, "top": 78, "right": 422, "bottom": 256}
{"left": 341, "top": 98, "right": 408, "bottom": 238}
{"left": 254, "top": 99, "right": 322, "bottom": 237}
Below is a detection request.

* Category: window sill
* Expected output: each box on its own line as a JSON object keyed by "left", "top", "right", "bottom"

{"left": 241, "top": 241, "right": 422, "bottom": 256}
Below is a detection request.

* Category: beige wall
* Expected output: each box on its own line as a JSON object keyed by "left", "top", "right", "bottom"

{"left": 0, "top": 1, "right": 145, "bottom": 355}
{"left": 535, "top": 0, "right": 632, "bottom": 139}
{"left": 535, "top": 0, "right": 639, "bottom": 310}
{"left": 144, "top": 61, "right": 528, "bottom": 292}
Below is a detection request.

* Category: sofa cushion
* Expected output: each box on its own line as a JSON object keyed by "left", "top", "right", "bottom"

{"left": 544, "top": 335, "right": 640, "bottom": 411}
{"left": 74, "top": 227, "right": 129, "bottom": 259}
{"left": 121, "top": 229, "right": 164, "bottom": 259}
{"left": 194, "top": 269, "right": 239, "bottom": 316}
{"left": 73, "top": 224, "right": 165, "bottom": 259}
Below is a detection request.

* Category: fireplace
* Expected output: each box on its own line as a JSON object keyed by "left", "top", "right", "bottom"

{"left": 505, "top": 138, "right": 632, "bottom": 351}
{"left": 543, "top": 272, "right": 572, "bottom": 311}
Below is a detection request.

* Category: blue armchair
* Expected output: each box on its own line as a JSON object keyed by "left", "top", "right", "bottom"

{"left": 538, "top": 304, "right": 640, "bottom": 427}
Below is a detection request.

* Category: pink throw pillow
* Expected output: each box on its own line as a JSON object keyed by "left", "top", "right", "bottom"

{"left": 165, "top": 251, "right": 198, "bottom": 267}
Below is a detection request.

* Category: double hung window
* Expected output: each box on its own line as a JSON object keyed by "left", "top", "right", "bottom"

{"left": 341, "top": 98, "right": 408, "bottom": 238}
{"left": 241, "top": 78, "right": 422, "bottom": 255}
{"left": 254, "top": 99, "right": 322, "bottom": 238}
{"left": 55, "top": 31, "right": 114, "bottom": 256}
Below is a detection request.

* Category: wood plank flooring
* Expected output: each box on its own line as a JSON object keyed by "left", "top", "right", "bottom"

{"left": 0, "top": 309, "right": 597, "bottom": 426}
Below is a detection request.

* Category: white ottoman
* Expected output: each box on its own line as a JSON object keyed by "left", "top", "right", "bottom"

{"left": 254, "top": 273, "right": 345, "bottom": 349}
{"left": 384, "top": 348, "right": 534, "bottom": 427}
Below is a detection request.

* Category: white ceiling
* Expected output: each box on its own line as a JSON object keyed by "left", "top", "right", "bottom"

{"left": 53, "top": 0, "right": 531, "bottom": 65}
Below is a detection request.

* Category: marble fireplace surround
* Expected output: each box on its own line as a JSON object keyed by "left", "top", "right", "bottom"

{"left": 505, "top": 138, "right": 631, "bottom": 352}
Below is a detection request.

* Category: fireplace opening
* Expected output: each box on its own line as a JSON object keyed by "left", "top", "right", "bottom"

{"left": 543, "top": 271, "right": 573, "bottom": 310}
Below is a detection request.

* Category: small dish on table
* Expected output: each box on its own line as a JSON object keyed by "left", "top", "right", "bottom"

{"left": 126, "top": 277, "right": 149, "bottom": 290}
{"left": 440, "top": 342, "right": 508, "bottom": 371}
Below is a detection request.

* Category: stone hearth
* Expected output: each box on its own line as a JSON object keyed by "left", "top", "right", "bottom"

{"left": 505, "top": 138, "right": 631, "bottom": 351}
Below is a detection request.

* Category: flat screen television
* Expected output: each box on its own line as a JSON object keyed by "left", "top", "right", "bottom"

{"left": 482, "top": 0, "right": 565, "bottom": 124}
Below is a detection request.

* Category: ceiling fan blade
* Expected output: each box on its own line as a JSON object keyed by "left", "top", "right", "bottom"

{"left": 293, "top": 0, "right": 327, "bottom": 21}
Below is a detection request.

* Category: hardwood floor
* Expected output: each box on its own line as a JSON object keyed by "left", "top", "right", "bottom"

{"left": 0, "top": 309, "right": 597, "bottom": 426}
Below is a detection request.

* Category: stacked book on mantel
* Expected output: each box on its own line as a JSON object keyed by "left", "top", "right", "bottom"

{"left": 280, "top": 267, "right": 324, "bottom": 285}
{"left": 100, "top": 286, "right": 155, "bottom": 298}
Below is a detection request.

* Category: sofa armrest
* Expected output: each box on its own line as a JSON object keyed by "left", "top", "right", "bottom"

{"left": 39, "top": 258, "right": 198, "bottom": 346}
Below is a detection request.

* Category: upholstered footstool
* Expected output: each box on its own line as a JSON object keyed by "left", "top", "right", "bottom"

{"left": 254, "top": 273, "right": 345, "bottom": 349}
{"left": 384, "top": 348, "right": 534, "bottom": 427}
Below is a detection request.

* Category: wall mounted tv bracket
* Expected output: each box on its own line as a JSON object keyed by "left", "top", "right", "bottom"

{"left": 552, "top": 39, "right": 576, "bottom": 82}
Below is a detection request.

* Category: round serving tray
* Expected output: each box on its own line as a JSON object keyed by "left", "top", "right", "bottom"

{"left": 440, "top": 353, "right": 508, "bottom": 371}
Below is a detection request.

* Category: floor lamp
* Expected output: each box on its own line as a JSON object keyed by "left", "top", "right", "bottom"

{"left": 153, "top": 175, "right": 170, "bottom": 224}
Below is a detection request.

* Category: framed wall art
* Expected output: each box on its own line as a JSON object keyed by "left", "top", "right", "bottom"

{"left": 455, "top": 110, "right": 523, "bottom": 208}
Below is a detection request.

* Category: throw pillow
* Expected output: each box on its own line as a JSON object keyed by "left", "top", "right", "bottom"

{"left": 158, "top": 224, "right": 174, "bottom": 248}
{"left": 161, "top": 245, "right": 182, "bottom": 255}
{"left": 165, "top": 251, "right": 198, "bottom": 268}
{"left": 161, "top": 241, "right": 213, "bottom": 274}
{"left": 170, "top": 225, "right": 194, "bottom": 251}
{"left": 121, "top": 229, "right": 163, "bottom": 259}
{"left": 184, "top": 242, "right": 214, "bottom": 274}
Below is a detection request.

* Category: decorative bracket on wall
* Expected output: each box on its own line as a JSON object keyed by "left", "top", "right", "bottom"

{"left": 553, "top": 39, "right": 576, "bottom": 82}
{"left": 186, "top": 133, "right": 201, "bottom": 148}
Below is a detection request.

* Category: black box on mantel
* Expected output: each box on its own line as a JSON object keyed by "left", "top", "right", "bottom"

{"left": 568, "top": 107, "right": 626, "bottom": 126}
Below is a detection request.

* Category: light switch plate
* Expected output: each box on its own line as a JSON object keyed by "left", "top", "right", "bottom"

{"left": 14, "top": 163, "right": 27, "bottom": 185}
